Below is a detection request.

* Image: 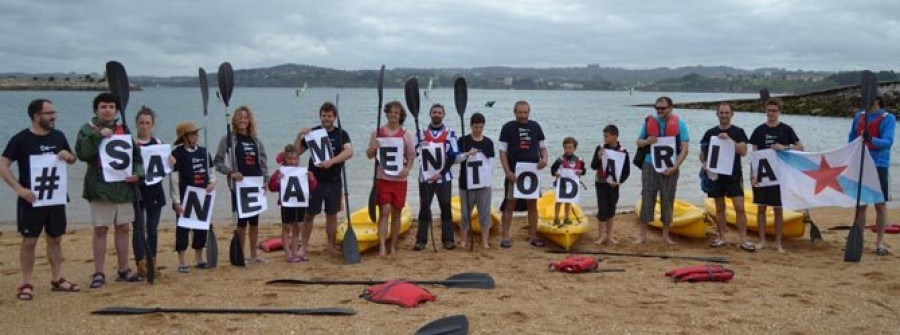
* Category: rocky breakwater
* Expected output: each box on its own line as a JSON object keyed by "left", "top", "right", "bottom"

{"left": 0, "top": 77, "right": 141, "bottom": 91}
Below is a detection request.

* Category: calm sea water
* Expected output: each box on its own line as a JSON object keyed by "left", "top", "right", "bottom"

{"left": 1, "top": 87, "right": 896, "bottom": 226}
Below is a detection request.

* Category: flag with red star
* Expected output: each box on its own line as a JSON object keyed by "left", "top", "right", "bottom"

{"left": 775, "top": 138, "right": 883, "bottom": 210}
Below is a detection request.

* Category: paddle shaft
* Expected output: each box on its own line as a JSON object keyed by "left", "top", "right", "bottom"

{"left": 335, "top": 94, "right": 361, "bottom": 264}
{"left": 368, "top": 66, "right": 385, "bottom": 223}
{"left": 845, "top": 72, "right": 877, "bottom": 262}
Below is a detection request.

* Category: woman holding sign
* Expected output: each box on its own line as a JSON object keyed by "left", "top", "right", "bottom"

{"left": 749, "top": 99, "right": 803, "bottom": 252}
{"left": 75, "top": 93, "right": 145, "bottom": 287}
{"left": 366, "top": 101, "right": 416, "bottom": 256}
{"left": 214, "top": 106, "right": 269, "bottom": 264}
{"left": 170, "top": 121, "right": 216, "bottom": 272}
{"left": 132, "top": 107, "right": 171, "bottom": 277}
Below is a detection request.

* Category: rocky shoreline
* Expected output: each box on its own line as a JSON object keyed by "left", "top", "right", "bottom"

{"left": 638, "top": 81, "right": 900, "bottom": 117}
{"left": 0, "top": 77, "right": 141, "bottom": 91}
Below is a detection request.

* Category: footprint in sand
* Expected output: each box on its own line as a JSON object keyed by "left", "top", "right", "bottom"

{"left": 862, "top": 271, "right": 886, "bottom": 280}
{"left": 262, "top": 292, "right": 278, "bottom": 299}
{"left": 505, "top": 310, "right": 529, "bottom": 322}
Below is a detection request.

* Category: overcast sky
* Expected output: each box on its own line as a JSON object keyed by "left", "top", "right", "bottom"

{"left": 1, "top": 0, "right": 897, "bottom": 76}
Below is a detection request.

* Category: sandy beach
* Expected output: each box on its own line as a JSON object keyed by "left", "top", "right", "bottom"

{"left": 1, "top": 206, "right": 898, "bottom": 334}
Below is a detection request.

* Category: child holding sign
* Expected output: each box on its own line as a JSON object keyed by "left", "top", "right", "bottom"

{"left": 170, "top": 121, "right": 216, "bottom": 273}
{"left": 550, "top": 137, "right": 586, "bottom": 225}
{"left": 590, "top": 125, "right": 630, "bottom": 245}
{"left": 268, "top": 145, "right": 317, "bottom": 262}
{"left": 456, "top": 112, "right": 495, "bottom": 249}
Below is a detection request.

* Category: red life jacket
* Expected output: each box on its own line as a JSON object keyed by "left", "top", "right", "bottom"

{"left": 549, "top": 256, "right": 598, "bottom": 273}
{"left": 646, "top": 115, "right": 682, "bottom": 154}
{"left": 855, "top": 112, "right": 885, "bottom": 150}
{"left": 361, "top": 280, "right": 436, "bottom": 308}
{"left": 422, "top": 127, "right": 449, "bottom": 144}
{"left": 665, "top": 264, "right": 734, "bottom": 283}
{"left": 258, "top": 237, "right": 283, "bottom": 252}
{"left": 868, "top": 224, "right": 900, "bottom": 234}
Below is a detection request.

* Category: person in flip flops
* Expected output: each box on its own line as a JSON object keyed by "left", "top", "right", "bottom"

{"left": 268, "top": 144, "right": 317, "bottom": 262}
{"left": 848, "top": 90, "right": 895, "bottom": 256}
{"left": 700, "top": 103, "right": 754, "bottom": 252}
{"left": 75, "top": 93, "right": 146, "bottom": 287}
{"left": 498, "top": 100, "right": 549, "bottom": 248}
{"left": 1, "top": 99, "right": 81, "bottom": 300}
{"left": 170, "top": 121, "right": 216, "bottom": 273}
{"left": 550, "top": 137, "right": 586, "bottom": 226}
{"left": 215, "top": 106, "right": 269, "bottom": 264}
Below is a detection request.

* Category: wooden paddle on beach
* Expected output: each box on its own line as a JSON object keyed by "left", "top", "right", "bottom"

{"left": 92, "top": 306, "right": 356, "bottom": 316}
{"left": 415, "top": 315, "right": 469, "bottom": 335}
{"left": 405, "top": 77, "right": 436, "bottom": 252}
{"left": 845, "top": 70, "right": 879, "bottom": 262}
{"left": 335, "top": 94, "right": 361, "bottom": 264}
{"left": 367, "top": 65, "right": 386, "bottom": 223}
{"left": 759, "top": 88, "right": 823, "bottom": 243}
{"left": 266, "top": 272, "right": 495, "bottom": 289}
{"left": 106, "top": 61, "right": 154, "bottom": 284}
{"left": 547, "top": 249, "right": 729, "bottom": 264}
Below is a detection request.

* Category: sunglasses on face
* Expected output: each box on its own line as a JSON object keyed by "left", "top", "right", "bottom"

{"left": 654, "top": 106, "right": 668, "bottom": 111}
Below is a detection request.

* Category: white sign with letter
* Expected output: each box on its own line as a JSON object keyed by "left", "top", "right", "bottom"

{"left": 376, "top": 137, "right": 405, "bottom": 177}
{"left": 651, "top": 136, "right": 677, "bottom": 173}
{"left": 419, "top": 141, "right": 444, "bottom": 181}
{"left": 305, "top": 129, "right": 332, "bottom": 166}
{"left": 177, "top": 185, "right": 216, "bottom": 230}
{"left": 555, "top": 168, "right": 580, "bottom": 204}
{"left": 29, "top": 154, "right": 67, "bottom": 207}
{"left": 601, "top": 149, "right": 625, "bottom": 183}
{"left": 279, "top": 167, "right": 309, "bottom": 208}
{"left": 100, "top": 134, "right": 133, "bottom": 182}
{"left": 465, "top": 152, "right": 493, "bottom": 189}
{"left": 140, "top": 144, "right": 172, "bottom": 185}
{"left": 706, "top": 136, "right": 735, "bottom": 176}
{"left": 236, "top": 176, "right": 267, "bottom": 218}
{"left": 751, "top": 149, "right": 780, "bottom": 187}
{"left": 514, "top": 162, "right": 540, "bottom": 199}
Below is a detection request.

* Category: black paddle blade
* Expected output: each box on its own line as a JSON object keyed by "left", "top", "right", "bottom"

{"left": 367, "top": 187, "right": 378, "bottom": 223}
{"left": 440, "top": 272, "right": 494, "bottom": 289}
{"left": 405, "top": 78, "right": 421, "bottom": 118}
{"left": 809, "top": 221, "right": 824, "bottom": 242}
{"left": 454, "top": 77, "right": 468, "bottom": 117}
{"left": 199, "top": 67, "right": 210, "bottom": 116}
{"left": 759, "top": 88, "right": 770, "bottom": 102}
{"left": 416, "top": 315, "right": 469, "bottom": 335}
{"left": 207, "top": 225, "right": 218, "bottom": 268}
{"left": 218, "top": 62, "right": 235, "bottom": 107}
{"left": 105, "top": 61, "right": 130, "bottom": 119}
{"left": 229, "top": 229, "right": 245, "bottom": 266}
{"left": 844, "top": 222, "right": 864, "bottom": 262}
{"left": 343, "top": 223, "right": 361, "bottom": 264}
{"left": 860, "top": 70, "right": 878, "bottom": 111}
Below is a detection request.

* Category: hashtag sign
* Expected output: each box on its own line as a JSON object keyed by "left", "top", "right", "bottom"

{"left": 34, "top": 167, "right": 60, "bottom": 200}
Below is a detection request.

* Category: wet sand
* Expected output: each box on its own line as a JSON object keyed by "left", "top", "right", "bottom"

{"left": 1, "top": 206, "right": 898, "bottom": 334}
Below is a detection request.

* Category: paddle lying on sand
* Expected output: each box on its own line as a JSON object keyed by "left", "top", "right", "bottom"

{"left": 406, "top": 78, "right": 435, "bottom": 252}
{"left": 267, "top": 272, "right": 495, "bottom": 289}
{"left": 336, "top": 94, "right": 361, "bottom": 264}
{"left": 106, "top": 61, "right": 154, "bottom": 284}
{"left": 845, "top": 70, "right": 879, "bottom": 262}
{"left": 547, "top": 249, "right": 729, "bottom": 264}
{"left": 218, "top": 62, "right": 239, "bottom": 267}
{"left": 415, "top": 315, "right": 469, "bottom": 335}
{"left": 453, "top": 77, "right": 473, "bottom": 251}
{"left": 759, "top": 88, "right": 822, "bottom": 243}
{"left": 92, "top": 306, "right": 356, "bottom": 316}
{"left": 368, "top": 65, "right": 386, "bottom": 223}
{"left": 198, "top": 66, "right": 218, "bottom": 268}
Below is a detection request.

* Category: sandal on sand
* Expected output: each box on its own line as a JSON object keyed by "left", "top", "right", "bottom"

{"left": 500, "top": 240, "right": 512, "bottom": 249}
{"left": 17, "top": 284, "right": 34, "bottom": 301}
{"left": 178, "top": 265, "right": 190, "bottom": 273}
{"left": 90, "top": 272, "right": 106, "bottom": 289}
{"left": 875, "top": 247, "right": 890, "bottom": 256}
{"left": 709, "top": 239, "right": 726, "bottom": 248}
{"left": 116, "top": 269, "right": 144, "bottom": 282}
{"left": 51, "top": 278, "right": 80, "bottom": 292}
{"left": 740, "top": 242, "right": 757, "bottom": 252}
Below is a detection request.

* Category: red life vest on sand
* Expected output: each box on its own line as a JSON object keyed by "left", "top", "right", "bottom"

{"left": 549, "top": 256, "right": 599, "bottom": 273}
{"left": 868, "top": 224, "right": 900, "bottom": 234}
{"left": 258, "top": 237, "right": 283, "bottom": 252}
{"left": 855, "top": 112, "right": 886, "bottom": 150}
{"left": 361, "top": 280, "right": 437, "bottom": 308}
{"left": 645, "top": 114, "right": 682, "bottom": 154}
{"left": 666, "top": 264, "right": 734, "bottom": 283}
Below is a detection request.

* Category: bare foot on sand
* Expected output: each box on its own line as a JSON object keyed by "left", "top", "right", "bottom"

{"left": 756, "top": 242, "right": 766, "bottom": 251}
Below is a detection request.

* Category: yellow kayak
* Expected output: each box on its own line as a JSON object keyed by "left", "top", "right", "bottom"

{"left": 634, "top": 198, "right": 707, "bottom": 238}
{"left": 703, "top": 190, "right": 805, "bottom": 238}
{"left": 450, "top": 196, "right": 501, "bottom": 233}
{"left": 336, "top": 205, "right": 413, "bottom": 253}
{"left": 537, "top": 192, "right": 591, "bottom": 250}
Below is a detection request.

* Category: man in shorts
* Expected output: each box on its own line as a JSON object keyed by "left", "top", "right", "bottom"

{"left": 294, "top": 102, "right": 353, "bottom": 258}
{"left": 1, "top": 99, "right": 80, "bottom": 300}
{"left": 498, "top": 100, "right": 548, "bottom": 248}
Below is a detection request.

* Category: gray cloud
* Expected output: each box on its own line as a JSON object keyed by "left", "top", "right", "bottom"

{"left": 1, "top": 0, "right": 897, "bottom": 76}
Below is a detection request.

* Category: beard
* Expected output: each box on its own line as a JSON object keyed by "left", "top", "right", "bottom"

{"left": 39, "top": 118, "right": 55, "bottom": 130}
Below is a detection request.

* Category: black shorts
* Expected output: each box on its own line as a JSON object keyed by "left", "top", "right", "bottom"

{"left": 308, "top": 181, "right": 341, "bottom": 215}
{"left": 877, "top": 167, "right": 890, "bottom": 201}
{"left": 17, "top": 203, "right": 67, "bottom": 238}
{"left": 595, "top": 182, "right": 619, "bottom": 221}
{"left": 706, "top": 178, "right": 744, "bottom": 198}
{"left": 752, "top": 185, "right": 781, "bottom": 207}
{"left": 281, "top": 207, "right": 306, "bottom": 224}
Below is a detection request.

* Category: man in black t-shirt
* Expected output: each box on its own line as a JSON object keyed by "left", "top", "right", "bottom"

{"left": 749, "top": 99, "right": 803, "bottom": 252}
{"left": 498, "top": 100, "right": 548, "bottom": 248}
{"left": 294, "top": 102, "right": 353, "bottom": 258}
{"left": 0, "top": 99, "right": 80, "bottom": 300}
{"left": 700, "top": 103, "right": 754, "bottom": 252}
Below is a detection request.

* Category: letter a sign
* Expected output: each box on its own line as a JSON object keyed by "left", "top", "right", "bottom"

{"left": 140, "top": 144, "right": 173, "bottom": 185}
{"left": 514, "top": 162, "right": 540, "bottom": 199}
{"left": 751, "top": 149, "right": 780, "bottom": 187}
{"left": 100, "top": 134, "right": 133, "bottom": 182}
{"left": 279, "top": 167, "right": 309, "bottom": 208}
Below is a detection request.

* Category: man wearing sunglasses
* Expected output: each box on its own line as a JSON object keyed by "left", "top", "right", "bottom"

{"left": 635, "top": 96, "right": 689, "bottom": 244}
